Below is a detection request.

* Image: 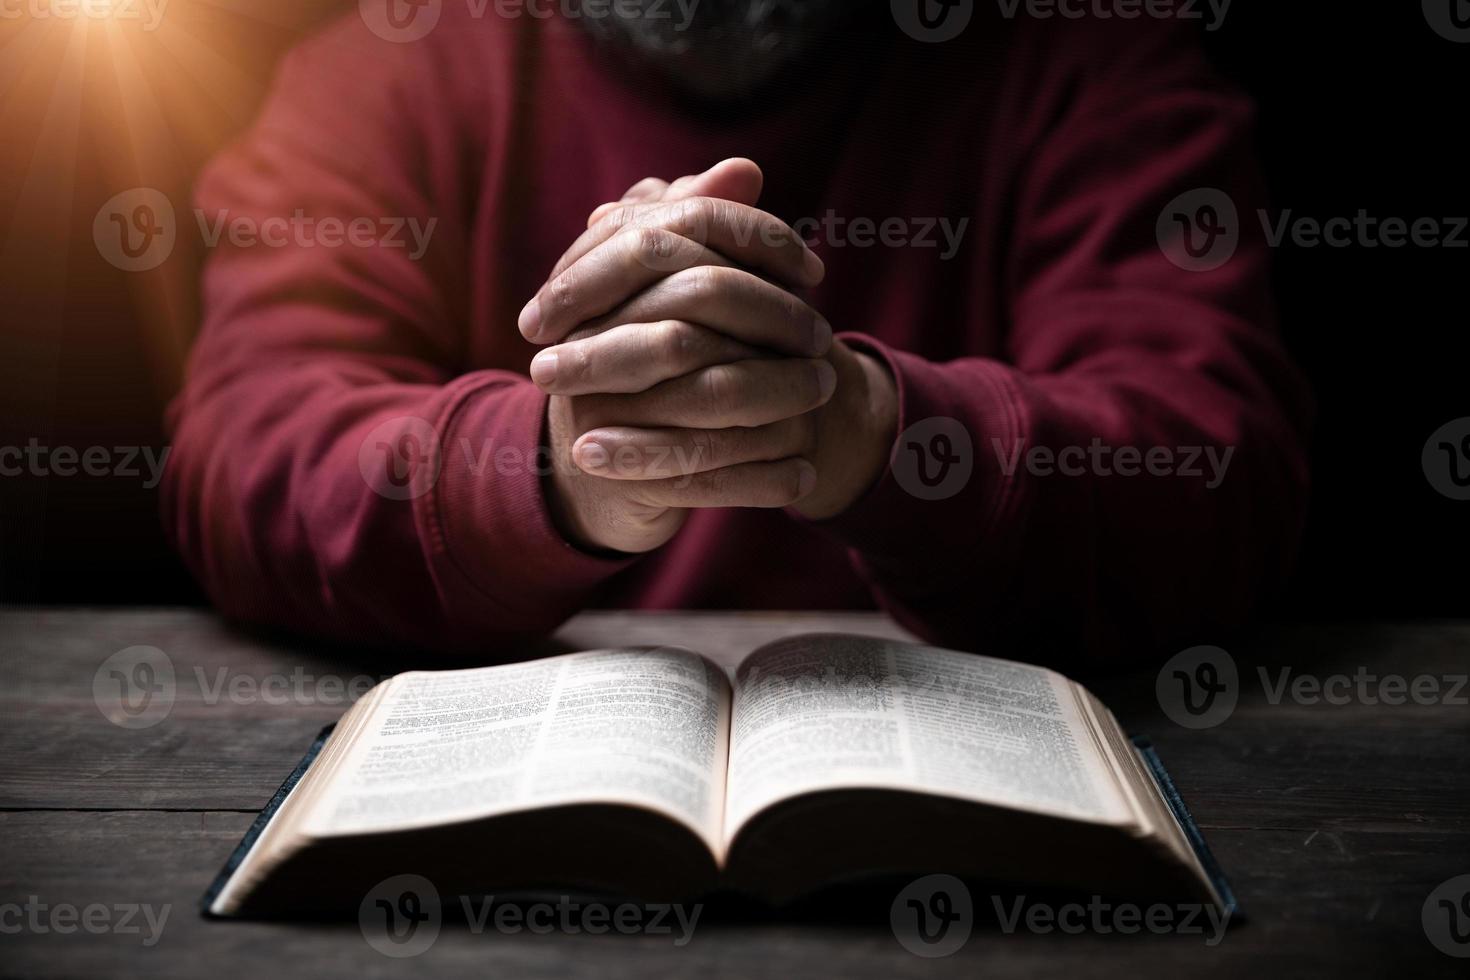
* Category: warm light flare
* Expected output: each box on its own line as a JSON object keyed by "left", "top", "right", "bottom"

{"left": 0, "top": 0, "right": 324, "bottom": 392}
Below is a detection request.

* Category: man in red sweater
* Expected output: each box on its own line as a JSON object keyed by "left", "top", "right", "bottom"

{"left": 163, "top": 3, "right": 1310, "bottom": 663}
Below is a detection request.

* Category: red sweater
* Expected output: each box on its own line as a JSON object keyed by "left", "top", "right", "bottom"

{"left": 163, "top": 10, "right": 1310, "bottom": 663}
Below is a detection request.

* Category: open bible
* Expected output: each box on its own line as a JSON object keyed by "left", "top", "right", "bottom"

{"left": 205, "top": 635, "right": 1233, "bottom": 918}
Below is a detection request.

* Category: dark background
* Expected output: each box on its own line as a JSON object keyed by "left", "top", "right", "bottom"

{"left": 1, "top": 2, "right": 1464, "bottom": 615}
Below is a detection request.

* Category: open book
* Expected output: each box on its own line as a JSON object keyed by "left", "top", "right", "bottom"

{"left": 206, "top": 635, "right": 1232, "bottom": 917}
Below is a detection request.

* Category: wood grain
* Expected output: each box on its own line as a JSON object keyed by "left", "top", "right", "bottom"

{"left": 2, "top": 609, "right": 1467, "bottom": 978}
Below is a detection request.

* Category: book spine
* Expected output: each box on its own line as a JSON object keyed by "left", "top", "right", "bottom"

{"left": 199, "top": 725, "right": 335, "bottom": 918}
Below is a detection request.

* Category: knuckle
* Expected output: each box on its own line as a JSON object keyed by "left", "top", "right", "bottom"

{"left": 629, "top": 225, "right": 677, "bottom": 265}
{"left": 724, "top": 203, "right": 760, "bottom": 245}
{"left": 674, "top": 265, "right": 722, "bottom": 303}
{"left": 607, "top": 203, "right": 642, "bottom": 232}
{"left": 723, "top": 426, "right": 757, "bottom": 462}
{"left": 545, "top": 274, "right": 578, "bottom": 317}
{"left": 691, "top": 199, "right": 718, "bottom": 244}
{"left": 561, "top": 341, "right": 591, "bottom": 383}
{"left": 700, "top": 365, "right": 738, "bottom": 417}
{"left": 629, "top": 177, "right": 665, "bottom": 199}
{"left": 721, "top": 200, "right": 759, "bottom": 246}
{"left": 686, "top": 429, "right": 719, "bottom": 470}
{"left": 705, "top": 265, "right": 740, "bottom": 295}
{"left": 710, "top": 197, "right": 743, "bottom": 226}
{"left": 697, "top": 463, "right": 731, "bottom": 497}
{"left": 671, "top": 198, "right": 711, "bottom": 239}
{"left": 700, "top": 196, "right": 731, "bottom": 223}
{"left": 657, "top": 320, "right": 699, "bottom": 366}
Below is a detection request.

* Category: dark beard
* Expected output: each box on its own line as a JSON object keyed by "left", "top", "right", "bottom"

{"left": 573, "top": 0, "right": 855, "bottom": 104}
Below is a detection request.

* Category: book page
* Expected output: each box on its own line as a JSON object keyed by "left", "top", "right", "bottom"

{"left": 724, "top": 635, "right": 1133, "bottom": 842}
{"left": 305, "top": 647, "right": 730, "bottom": 851}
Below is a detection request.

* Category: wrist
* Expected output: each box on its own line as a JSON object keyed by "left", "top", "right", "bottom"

{"left": 544, "top": 395, "right": 683, "bottom": 556}
{"left": 796, "top": 340, "right": 898, "bottom": 520}
{"left": 544, "top": 396, "right": 609, "bottom": 551}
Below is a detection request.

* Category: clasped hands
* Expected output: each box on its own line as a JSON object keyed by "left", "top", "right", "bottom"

{"left": 521, "top": 159, "right": 897, "bottom": 555}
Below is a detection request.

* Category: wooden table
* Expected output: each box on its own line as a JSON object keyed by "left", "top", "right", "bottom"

{"left": 2, "top": 609, "right": 1466, "bottom": 977}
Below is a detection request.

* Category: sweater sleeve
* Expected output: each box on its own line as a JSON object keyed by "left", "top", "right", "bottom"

{"left": 810, "top": 25, "right": 1311, "bottom": 664}
{"left": 161, "top": 20, "right": 630, "bottom": 651}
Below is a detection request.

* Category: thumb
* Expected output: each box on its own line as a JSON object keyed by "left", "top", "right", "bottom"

{"left": 662, "top": 157, "right": 764, "bottom": 207}
{"left": 586, "top": 158, "right": 764, "bottom": 227}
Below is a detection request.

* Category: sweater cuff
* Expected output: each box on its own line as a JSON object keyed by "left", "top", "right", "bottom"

{"left": 420, "top": 375, "right": 632, "bottom": 626}
{"left": 803, "top": 333, "right": 1025, "bottom": 581}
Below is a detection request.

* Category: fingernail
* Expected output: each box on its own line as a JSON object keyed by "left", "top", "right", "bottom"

{"left": 802, "top": 247, "right": 826, "bottom": 284}
{"left": 812, "top": 315, "right": 833, "bottom": 354}
{"left": 530, "top": 350, "right": 558, "bottom": 386}
{"left": 815, "top": 360, "right": 837, "bottom": 401}
{"left": 796, "top": 461, "right": 817, "bottom": 498}
{"left": 518, "top": 299, "right": 542, "bottom": 340}
{"left": 575, "top": 441, "right": 608, "bottom": 472}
